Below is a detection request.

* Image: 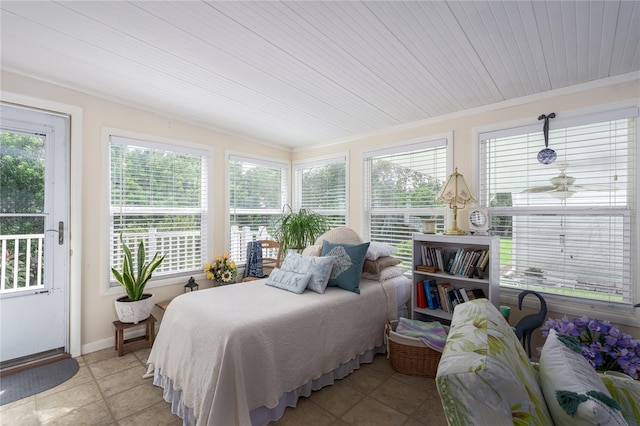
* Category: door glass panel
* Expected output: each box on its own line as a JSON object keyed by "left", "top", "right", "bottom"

{"left": 0, "top": 131, "right": 46, "bottom": 293}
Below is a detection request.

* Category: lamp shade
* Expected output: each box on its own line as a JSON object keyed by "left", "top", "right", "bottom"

{"left": 436, "top": 169, "right": 477, "bottom": 235}
{"left": 436, "top": 169, "right": 476, "bottom": 205}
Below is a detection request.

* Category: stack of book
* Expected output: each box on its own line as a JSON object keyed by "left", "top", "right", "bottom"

{"left": 416, "top": 280, "right": 486, "bottom": 313}
{"left": 418, "top": 245, "right": 490, "bottom": 277}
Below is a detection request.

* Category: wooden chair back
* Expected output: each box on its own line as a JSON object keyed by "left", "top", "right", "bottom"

{"left": 260, "top": 240, "right": 281, "bottom": 273}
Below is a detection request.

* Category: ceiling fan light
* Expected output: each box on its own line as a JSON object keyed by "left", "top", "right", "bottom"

{"left": 549, "top": 191, "right": 574, "bottom": 199}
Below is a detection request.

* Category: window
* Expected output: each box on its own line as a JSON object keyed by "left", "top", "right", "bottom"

{"left": 293, "top": 155, "right": 347, "bottom": 228}
{"left": 109, "top": 135, "right": 208, "bottom": 285}
{"left": 479, "top": 107, "right": 637, "bottom": 306}
{"left": 363, "top": 137, "right": 449, "bottom": 264}
{"left": 228, "top": 154, "right": 289, "bottom": 264}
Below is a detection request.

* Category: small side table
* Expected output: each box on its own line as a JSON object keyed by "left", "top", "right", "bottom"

{"left": 113, "top": 315, "right": 157, "bottom": 357}
{"left": 155, "top": 300, "right": 172, "bottom": 311}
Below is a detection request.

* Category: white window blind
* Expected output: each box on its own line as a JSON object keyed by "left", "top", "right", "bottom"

{"left": 294, "top": 155, "right": 347, "bottom": 228}
{"left": 363, "top": 139, "right": 448, "bottom": 264}
{"left": 479, "top": 108, "right": 637, "bottom": 305}
{"left": 109, "top": 136, "right": 208, "bottom": 285}
{"left": 228, "top": 155, "right": 289, "bottom": 264}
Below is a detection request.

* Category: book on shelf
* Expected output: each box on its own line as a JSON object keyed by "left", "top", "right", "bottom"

{"left": 465, "top": 287, "right": 486, "bottom": 301}
{"left": 416, "top": 282, "right": 427, "bottom": 309}
{"left": 424, "top": 279, "right": 440, "bottom": 310}
{"left": 436, "top": 283, "right": 452, "bottom": 313}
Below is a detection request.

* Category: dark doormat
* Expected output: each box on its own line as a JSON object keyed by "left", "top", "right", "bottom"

{"left": 0, "top": 358, "right": 79, "bottom": 406}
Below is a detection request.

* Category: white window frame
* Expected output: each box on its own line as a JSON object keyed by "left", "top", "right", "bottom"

{"left": 473, "top": 100, "right": 639, "bottom": 325}
{"left": 293, "top": 152, "right": 349, "bottom": 228}
{"left": 102, "top": 129, "right": 213, "bottom": 295}
{"left": 226, "top": 151, "right": 290, "bottom": 265}
{"left": 362, "top": 133, "right": 453, "bottom": 263}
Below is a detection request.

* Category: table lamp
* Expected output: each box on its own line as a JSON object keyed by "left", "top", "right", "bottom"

{"left": 436, "top": 168, "right": 476, "bottom": 235}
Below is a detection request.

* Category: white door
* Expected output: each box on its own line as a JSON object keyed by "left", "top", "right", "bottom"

{"left": 0, "top": 104, "right": 69, "bottom": 364}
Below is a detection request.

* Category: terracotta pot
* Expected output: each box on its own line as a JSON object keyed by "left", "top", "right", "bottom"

{"left": 114, "top": 293, "right": 154, "bottom": 324}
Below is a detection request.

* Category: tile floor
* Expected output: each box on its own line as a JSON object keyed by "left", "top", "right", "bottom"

{"left": 0, "top": 347, "right": 448, "bottom": 425}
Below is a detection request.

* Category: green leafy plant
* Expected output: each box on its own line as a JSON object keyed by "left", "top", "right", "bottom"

{"left": 273, "top": 205, "right": 330, "bottom": 254}
{"left": 111, "top": 235, "right": 165, "bottom": 301}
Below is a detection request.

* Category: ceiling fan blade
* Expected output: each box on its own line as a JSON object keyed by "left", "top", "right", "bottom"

{"left": 522, "top": 186, "right": 557, "bottom": 193}
{"left": 570, "top": 184, "right": 612, "bottom": 191}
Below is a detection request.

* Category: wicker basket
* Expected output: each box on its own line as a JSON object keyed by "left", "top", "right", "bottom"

{"left": 385, "top": 320, "right": 447, "bottom": 378}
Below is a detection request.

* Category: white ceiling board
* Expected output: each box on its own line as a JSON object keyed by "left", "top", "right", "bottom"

{"left": 1, "top": 0, "right": 638, "bottom": 150}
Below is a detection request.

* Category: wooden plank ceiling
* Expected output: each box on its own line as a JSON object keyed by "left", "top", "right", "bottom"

{"left": 1, "top": 1, "right": 638, "bottom": 149}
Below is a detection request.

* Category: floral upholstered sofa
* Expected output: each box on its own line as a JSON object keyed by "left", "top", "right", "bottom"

{"left": 436, "top": 299, "right": 639, "bottom": 425}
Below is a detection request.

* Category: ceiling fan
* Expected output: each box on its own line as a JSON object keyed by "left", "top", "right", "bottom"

{"left": 522, "top": 163, "right": 612, "bottom": 199}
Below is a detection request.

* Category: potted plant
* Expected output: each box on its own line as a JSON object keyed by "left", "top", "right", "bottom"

{"left": 112, "top": 235, "right": 165, "bottom": 324}
{"left": 273, "top": 205, "right": 330, "bottom": 254}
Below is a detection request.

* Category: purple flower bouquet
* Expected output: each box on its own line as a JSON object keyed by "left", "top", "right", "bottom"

{"left": 542, "top": 315, "right": 640, "bottom": 379}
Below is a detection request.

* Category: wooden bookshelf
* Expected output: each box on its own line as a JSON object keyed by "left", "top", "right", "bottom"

{"left": 411, "top": 233, "right": 499, "bottom": 323}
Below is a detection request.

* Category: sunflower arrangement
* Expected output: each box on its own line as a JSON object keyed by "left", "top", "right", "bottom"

{"left": 204, "top": 253, "right": 237, "bottom": 283}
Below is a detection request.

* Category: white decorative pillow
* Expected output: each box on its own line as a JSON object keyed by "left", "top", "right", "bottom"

{"left": 265, "top": 268, "right": 311, "bottom": 294}
{"left": 280, "top": 252, "right": 334, "bottom": 294}
{"left": 301, "top": 245, "right": 322, "bottom": 257}
{"left": 314, "top": 227, "right": 364, "bottom": 246}
{"left": 365, "top": 241, "right": 398, "bottom": 260}
{"left": 540, "top": 329, "right": 626, "bottom": 426}
{"left": 361, "top": 265, "right": 406, "bottom": 282}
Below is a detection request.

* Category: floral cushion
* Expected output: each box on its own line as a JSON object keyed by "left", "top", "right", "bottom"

{"left": 600, "top": 375, "right": 640, "bottom": 426}
{"left": 436, "top": 299, "right": 553, "bottom": 425}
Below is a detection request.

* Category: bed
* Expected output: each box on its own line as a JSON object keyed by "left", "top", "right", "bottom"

{"left": 145, "top": 274, "right": 409, "bottom": 425}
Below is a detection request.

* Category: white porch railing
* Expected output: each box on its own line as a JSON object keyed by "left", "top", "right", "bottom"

{"left": 230, "top": 226, "right": 274, "bottom": 265}
{"left": 111, "top": 229, "right": 203, "bottom": 278}
{"left": 1, "top": 234, "right": 45, "bottom": 294}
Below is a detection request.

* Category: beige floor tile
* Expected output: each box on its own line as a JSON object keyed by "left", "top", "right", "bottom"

{"left": 272, "top": 397, "right": 336, "bottom": 426}
{"left": 365, "top": 355, "right": 396, "bottom": 377}
{"left": 391, "top": 373, "right": 439, "bottom": 395}
{"left": 132, "top": 347, "right": 151, "bottom": 365}
{"left": 82, "top": 348, "right": 120, "bottom": 365}
{"left": 35, "top": 381, "right": 102, "bottom": 424}
{"left": 35, "top": 365, "right": 94, "bottom": 398}
{"left": 340, "top": 396, "right": 407, "bottom": 426}
{"left": 409, "top": 397, "right": 448, "bottom": 426}
{"left": 41, "top": 399, "right": 114, "bottom": 426}
{"left": 339, "top": 365, "right": 387, "bottom": 394}
{"left": 88, "top": 354, "right": 141, "bottom": 380}
{"left": 105, "top": 380, "right": 164, "bottom": 420}
{"left": 0, "top": 397, "right": 39, "bottom": 426}
{"left": 310, "top": 380, "right": 365, "bottom": 417}
{"left": 370, "top": 377, "right": 428, "bottom": 416}
{"left": 117, "top": 401, "right": 182, "bottom": 426}
{"left": 97, "top": 365, "right": 147, "bottom": 397}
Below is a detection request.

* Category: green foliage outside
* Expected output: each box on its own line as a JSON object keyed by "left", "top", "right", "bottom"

{"left": 1, "top": 131, "right": 45, "bottom": 288}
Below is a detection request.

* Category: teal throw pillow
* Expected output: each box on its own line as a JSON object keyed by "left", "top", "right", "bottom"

{"left": 320, "top": 240, "right": 370, "bottom": 294}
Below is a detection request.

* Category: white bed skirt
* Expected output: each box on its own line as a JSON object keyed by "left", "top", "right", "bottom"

{"left": 154, "top": 345, "right": 386, "bottom": 426}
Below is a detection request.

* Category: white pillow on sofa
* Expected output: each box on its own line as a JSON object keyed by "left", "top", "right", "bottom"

{"left": 539, "top": 329, "right": 626, "bottom": 426}
{"left": 365, "top": 241, "right": 397, "bottom": 260}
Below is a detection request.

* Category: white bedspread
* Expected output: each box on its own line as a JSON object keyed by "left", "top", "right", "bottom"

{"left": 147, "top": 278, "right": 397, "bottom": 425}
